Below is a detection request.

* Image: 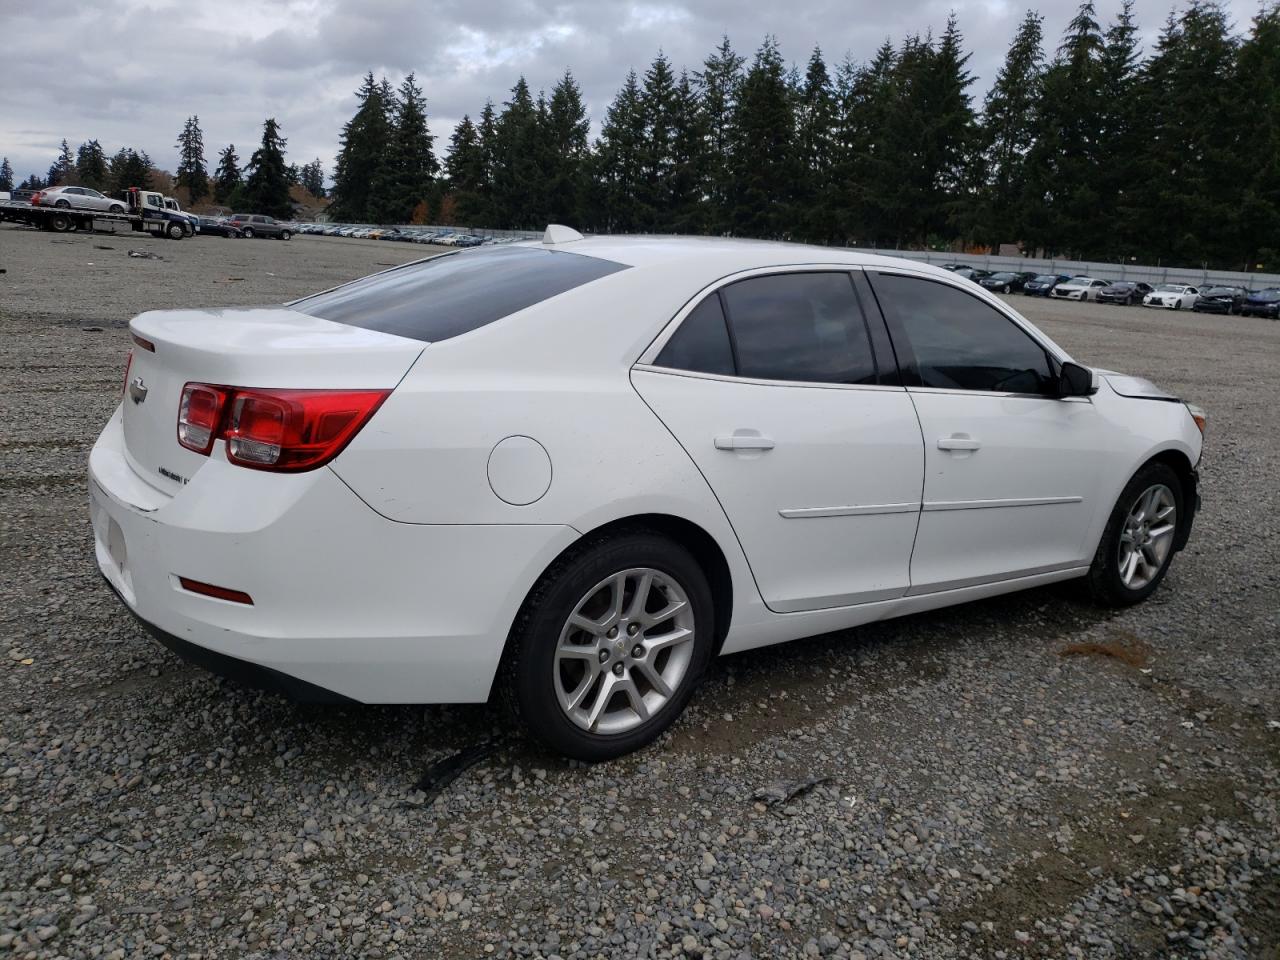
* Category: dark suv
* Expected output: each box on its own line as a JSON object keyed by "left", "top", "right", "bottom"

{"left": 227, "top": 214, "right": 292, "bottom": 240}
{"left": 1097, "top": 281, "right": 1153, "bottom": 306}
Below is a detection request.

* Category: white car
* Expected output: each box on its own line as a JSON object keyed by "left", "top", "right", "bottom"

{"left": 1143, "top": 284, "right": 1199, "bottom": 310}
{"left": 1050, "top": 276, "right": 1110, "bottom": 301}
{"left": 31, "top": 184, "right": 126, "bottom": 213}
{"left": 89, "top": 228, "right": 1205, "bottom": 761}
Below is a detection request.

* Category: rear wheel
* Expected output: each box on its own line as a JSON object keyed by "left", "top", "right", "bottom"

{"left": 502, "top": 532, "right": 714, "bottom": 762}
{"left": 49, "top": 213, "right": 72, "bottom": 232}
{"left": 109, "top": 204, "right": 124, "bottom": 213}
{"left": 1002, "top": 284, "right": 1011, "bottom": 294}
{"left": 1087, "top": 462, "right": 1183, "bottom": 606}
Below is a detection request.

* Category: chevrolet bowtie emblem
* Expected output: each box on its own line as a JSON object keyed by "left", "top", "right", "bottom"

{"left": 128, "top": 376, "right": 148, "bottom": 405}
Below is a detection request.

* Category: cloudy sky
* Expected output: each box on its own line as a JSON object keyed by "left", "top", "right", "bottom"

{"left": 0, "top": 0, "right": 1260, "bottom": 185}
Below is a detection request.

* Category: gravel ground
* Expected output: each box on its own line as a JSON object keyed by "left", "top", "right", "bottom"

{"left": 1, "top": 223, "right": 1277, "bottom": 960}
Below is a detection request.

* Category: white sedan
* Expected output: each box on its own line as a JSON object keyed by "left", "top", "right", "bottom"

{"left": 90, "top": 228, "right": 1206, "bottom": 760}
{"left": 1049, "top": 276, "right": 1110, "bottom": 301}
{"left": 1143, "top": 284, "right": 1200, "bottom": 310}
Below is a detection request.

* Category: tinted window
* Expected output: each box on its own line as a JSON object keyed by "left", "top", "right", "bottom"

{"left": 870, "top": 273, "right": 1055, "bottom": 394}
{"left": 720, "top": 273, "right": 876, "bottom": 384}
{"left": 294, "top": 246, "right": 628, "bottom": 342}
{"left": 655, "top": 295, "right": 734, "bottom": 375}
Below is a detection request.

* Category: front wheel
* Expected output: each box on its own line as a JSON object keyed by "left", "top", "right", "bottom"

{"left": 502, "top": 531, "right": 715, "bottom": 761}
{"left": 1087, "top": 462, "right": 1183, "bottom": 606}
{"left": 241, "top": 227, "right": 254, "bottom": 238}
{"left": 166, "top": 222, "right": 184, "bottom": 240}
{"left": 109, "top": 204, "right": 124, "bottom": 214}
{"left": 54, "top": 199, "right": 70, "bottom": 208}
{"left": 280, "top": 230, "right": 291, "bottom": 241}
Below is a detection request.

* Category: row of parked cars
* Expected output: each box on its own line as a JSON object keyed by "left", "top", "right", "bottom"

{"left": 292, "top": 223, "right": 525, "bottom": 247}
{"left": 942, "top": 265, "right": 1279, "bottom": 317}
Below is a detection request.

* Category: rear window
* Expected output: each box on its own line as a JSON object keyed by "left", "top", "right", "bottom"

{"left": 293, "top": 246, "right": 628, "bottom": 342}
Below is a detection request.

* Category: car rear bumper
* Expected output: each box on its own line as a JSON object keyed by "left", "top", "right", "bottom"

{"left": 89, "top": 408, "right": 578, "bottom": 704}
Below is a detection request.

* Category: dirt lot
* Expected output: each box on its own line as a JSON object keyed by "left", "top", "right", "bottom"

{"left": 1, "top": 223, "right": 1277, "bottom": 959}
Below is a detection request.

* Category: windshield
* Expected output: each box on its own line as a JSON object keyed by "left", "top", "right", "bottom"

{"left": 987, "top": 272, "right": 1016, "bottom": 281}
{"left": 1108, "top": 282, "right": 1135, "bottom": 289}
{"left": 1154, "top": 284, "right": 1185, "bottom": 292}
{"left": 293, "top": 246, "right": 628, "bottom": 343}
{"left": 1202, "top": 287, "right": 1236, "bottom": 295}
{"left": 1032, "top": 275, "right": 1057, "bottom": 283}
{"left": 1252, "top": 288, "right": 1280, "bottom": 300}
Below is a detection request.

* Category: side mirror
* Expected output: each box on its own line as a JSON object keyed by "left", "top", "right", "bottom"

{"left": 1058, "top": 361, "right": 1098, "bottom": 397}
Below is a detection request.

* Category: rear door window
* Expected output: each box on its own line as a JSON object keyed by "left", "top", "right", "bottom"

{"left": 293, "top": 246, "right": 629, "bottom": 343}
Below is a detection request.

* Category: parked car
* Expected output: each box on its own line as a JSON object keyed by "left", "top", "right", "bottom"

{"left": 227, "top": 214, "right": 293, "bottom": 240}
{"left": 1142, "top": 284, "right": 1199, "bottom": 310}
{"left": 977, "top": 271, "right": 1038, "bottom": 294}
{"left": 1096, "top": 281, "right": 1154, "bottom": 306}
{"left": 1022, "top": 274, "right": 1074, "bottom": 297}
{"left": 90, "top": 228, "right": 1205, "bottom": 761}
{"left": 1051, "top": 277, "right": 1110, "bottom": 301}
{"left": 195, "top": 216, "right": 242, "bottom": 238}
{"left": 1239, "top": 288, "right": 1280, "bottom": 318}
{"left": 1192, "top": 286, "right": 1248, "bottom": 315}
{"left": 949, "top": 266, "right": 992, "bottom": 282}
{"left": 30, "top": 185, "right": 126, "bottom": 213}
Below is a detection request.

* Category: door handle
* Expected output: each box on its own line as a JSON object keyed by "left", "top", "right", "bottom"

{"left": 714, "top": 435, "right": 775, "bottom": 451}
{"left": 937, "top": 435, "right": 981, "bottom": 451}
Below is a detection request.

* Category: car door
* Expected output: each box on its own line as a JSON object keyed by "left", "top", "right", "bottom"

{"left": 865, "top": 270, "right": 1109, "bottom": 594}
{"left": 632, "top": 269, "right": 925, "bottom": 613}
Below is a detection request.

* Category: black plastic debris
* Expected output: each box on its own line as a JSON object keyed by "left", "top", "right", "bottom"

{"left": 752, "top": 775, "right": 832, "bottom": 807}
{"left": 413, "top": 740, "right": 498, "bottom": 802}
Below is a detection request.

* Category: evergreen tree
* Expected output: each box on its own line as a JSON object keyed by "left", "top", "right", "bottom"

{"left": 299, "top": 158, "right": 326, "bottom": 197}
{"left": 445, "top": 113, "right": 488, "bottom": 223}
{"left": 47, "top": 139, "right": 76, "bottom": 186}
{"left": 594, "top": 70, "right": 647, "bottom": 232}
{"left": 727, "top": 37, "right": 796, "bottom": 238}
{"left": 543, "top": 70, "right": 590, "bottom": 225}
{"left": 668, "top": 70, "right": 709, "bottom": 232}
{"left": 329, "top": 73, "right": 394, "bottom": 221}
{"left": 973, "top": 11, "right": 1044, "bottom": 249}
{"left": 1236, "top": 5, "right": 1280, "bottom": 267}
{"left": 175, "top": 115, "right": 209, "bottom": 203}
{"left": 242, "top": 118, "right": 292, "bottom": 218}
{"left": 0, "top": 157, "right": 12, "bottom": 191}
{"left": 636, "top": 52, "right": 679, "bottom": 229}
{"left": 213, "top": 144, "right": 241, "bottom": 204}
{"left": 75, "top": 140, "right": 109, "bottom": 191}
{"left": 490, "top": 77, "right": 543, "bottom": 228}
{"left": 109, "top": 148, "right": 152, "bottom": 193}
{"left": 1094, "top": 0, "right": 1144, "bottom": 258}
{"left": 795, "top": 47, "right": 838, "bottom": 243}
{"left": 376, "top": 73, "right": 437, "bottom": 223}
{"left": 832, "top": 43, "right": 897, "bottom": 244}
{"left": 18, "top": 174, "right": 47, "bottom": 191}
{"left": 696, "top": 37, "right": 745, "bottom": 233}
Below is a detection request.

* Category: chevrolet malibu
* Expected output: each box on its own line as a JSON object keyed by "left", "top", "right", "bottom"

{"left": 90, "top": 228, "right": 1206, "bottom": 761}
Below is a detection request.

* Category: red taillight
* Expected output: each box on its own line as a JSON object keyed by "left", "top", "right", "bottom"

{"left": 30, "top": 192, "right": 43, "bottom": 206}
{"left": 176, "top": 384, "right": 389, "bottom": 471}
{"left": 177, "top": 384, "right": 229, "bottom": 455}
{"left": 122, "top": 349, "right": 133, "bottom": 397}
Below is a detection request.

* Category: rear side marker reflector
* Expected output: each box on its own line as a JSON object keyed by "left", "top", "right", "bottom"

{"left": 178, "top": 577, "right": 254, "bottom": 605}
{"left": 131, "top": 332, "right": 156, "bottom": 352}
{"left": 177, "top": 383, "right": 390, "bottom": 471}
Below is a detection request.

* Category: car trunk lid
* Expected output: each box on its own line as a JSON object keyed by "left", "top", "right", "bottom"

{"left": 123, "top": 307, "right": 424, "bottom": 493}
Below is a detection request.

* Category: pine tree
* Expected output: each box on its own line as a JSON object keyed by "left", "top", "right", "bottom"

{"left": 175, "top": 115, "right": 209, "bottom": 204}
{"left": 299, "top": 158, "right": 325, "bottom": 197}
{"left": 329, "top": 73, "right": 394, "bottom": 221}
{"left": 594, "top": 70, "right": 647, "bottom": 232}
{"left": 242, "top": 118, "right": 292, "bottom": 218}
{"left": 109, "top": 148, "right": 151, "bottom": 193}
{"left": 213, "top": 144, "right": 241, "bottom": 204}
{"left": 727, "top": 37, "right": 797, "bottom": 238}
{"left": 696, "top": 37, "right": 745, "bottom": 234}
{"left": 543, "top": 71, "right": 590, "bottom": 225}
{"left": 1094, "top": 1, "right": 1143, "bottom": 258}
{"left": 47, "top": 139, "right": 76, "bottom": 186}
{"left": 1236, "top": 5, "right": 1280, "bottom": 267}
{"left": 637, "top": 52, "right": 679, "bottom": 229}
{"left": 795, "top": 47, "right": 838, "bottom": 243}
{"left": 376, "top": 73, "right": 437, "bottom": 223}
{"left": 445, "top": 114, "right": 488, "bottom": 223}
{"left": 832, "top": 43, "right": 897, "bottom": 244}
{"left": 75, "top": 140, "right": 109, "bottom": 192}
{"left": 0, "top": 157, "right": 12, "bottom": 191}
{"left": 974, "top": 11, "right": 1044, "bottom": 250}
{"left": 490, "top": 77, "right": 542, "bottom": 228}
{"left": 668, "top": 70, "right": 709, "bottom": 233}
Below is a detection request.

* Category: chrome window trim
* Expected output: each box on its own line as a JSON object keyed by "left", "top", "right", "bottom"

{"left": 632, "top": 363, "right": 906, "bottom": 393}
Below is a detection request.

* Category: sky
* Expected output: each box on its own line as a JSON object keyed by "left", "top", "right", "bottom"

{"left": 0, "top": 0, "right": 1263, "bottom": 185}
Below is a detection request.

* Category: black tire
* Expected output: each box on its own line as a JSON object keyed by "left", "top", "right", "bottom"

{"left": 501, "top": 530, "right": 715, "bottom": 762}
{"left": 241, "top": 227, "right": 254, "bottom": 238}
{"left": 49, "top": 213, "right": 71, "bottom": 232}
{"left": 280, "top": 229, "right": 292, "bottom": 241}
{"left": 1087, "top": 461, "right": 1184, "bottom": 607}
{"left": 166, "top": 222, "right": 184, "bottom": 240}
{"left": 109, "top": 204, "right": 124, "bottom": 213}
{"left": 54, "top": 199, "right": 70, "bottom": 208}
{"left": 1002, "top": 285, "right": 1011, "bottom": 294}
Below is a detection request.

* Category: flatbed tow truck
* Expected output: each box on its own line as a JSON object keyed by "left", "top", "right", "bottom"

{"left": 0, "top": 187, "right": 195, "bottom": 239}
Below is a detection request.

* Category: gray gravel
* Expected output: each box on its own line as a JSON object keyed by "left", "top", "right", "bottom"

{"left": 1, "top": 223, "right": 1277, "bottom": 959}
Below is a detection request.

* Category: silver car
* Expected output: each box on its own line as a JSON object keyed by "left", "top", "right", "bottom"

{"left": 33, "top": 185, "right": 125, "bottom": 213}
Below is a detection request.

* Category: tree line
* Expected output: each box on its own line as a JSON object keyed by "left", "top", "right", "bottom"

{"left": 328, "top": 0, "right": 1280, "bottom": 270}
{"left": 2, "top": 117, "right": 323, "bottom": 220}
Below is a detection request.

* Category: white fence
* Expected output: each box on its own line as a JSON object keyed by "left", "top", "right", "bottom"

{"left": 862, "top": 248, "right": 1280, "bottom": 290}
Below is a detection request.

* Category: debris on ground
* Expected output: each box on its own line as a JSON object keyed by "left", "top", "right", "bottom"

{"left": 127, "top": 250, "right": 164, "bottom": 260}
{"left": 412, "top": 740, "right": 499, "bottom": 802}
{"left": 752, "top": 775, "right": 832, "bottom": 807}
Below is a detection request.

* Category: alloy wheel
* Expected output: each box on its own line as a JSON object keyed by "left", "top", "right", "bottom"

{"left": 553, "top": 567, "right": 695, "bottom": 735}
{"left": 1117, "top": 484, "right": 1177, "bottom": 590}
